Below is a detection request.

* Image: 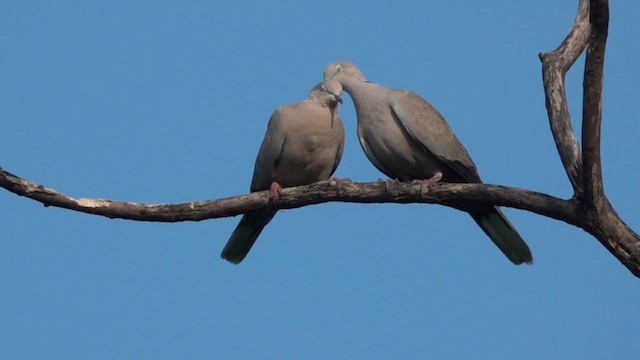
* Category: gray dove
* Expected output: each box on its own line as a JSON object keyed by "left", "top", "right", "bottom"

{"left": 221, "top": 80, "right": 345, "bottom": 264}
{"left": 323, "top": 61, "right": 532, "bottom": 265}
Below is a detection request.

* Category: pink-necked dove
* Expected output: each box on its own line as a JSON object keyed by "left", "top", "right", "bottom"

{"left": 323, "top": 61, "right": 532, "bottom": 265}
{"left": 221, "top": 80, "right": 345, "bottom": 264}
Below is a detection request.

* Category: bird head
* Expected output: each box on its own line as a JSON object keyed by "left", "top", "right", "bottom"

{"left": 309, "top": 79, "right": 343, "bottom": 105}
{"left": 323, "top": 61, "right": 366, "bottom": 83}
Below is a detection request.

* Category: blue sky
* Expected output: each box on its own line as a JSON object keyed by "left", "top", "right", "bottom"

{"left": 1, "top": 1, "right": 639, "bottom": 359}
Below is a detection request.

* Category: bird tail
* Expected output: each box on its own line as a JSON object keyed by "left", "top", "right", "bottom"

{"left": 221, "top": 210, "right": 276, "bottom": 264}
{"left": 469, "top": 207, "right": 533, "bottom": 265}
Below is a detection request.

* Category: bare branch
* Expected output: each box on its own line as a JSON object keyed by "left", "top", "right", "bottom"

{"left": 581, "top": 0, "right": 609, "bottom": 213}
{"left": 590, "top": 201, "right": 640, "bottom": 276}
{"left": 538, "top": 0, "right": 640, "bottom": 277}
{"left": 0, "top": 167, "right": 578, "bottom": 225}
{"left": 576, "top": 0, "right": 640, "bottom": 275}
{"left": 539, "top": 0, "right": 590, "bottom": 195}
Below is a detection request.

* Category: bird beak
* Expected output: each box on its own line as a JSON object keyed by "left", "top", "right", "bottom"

{"left": 331, "top": 92, "right": 343, "bottom": 104}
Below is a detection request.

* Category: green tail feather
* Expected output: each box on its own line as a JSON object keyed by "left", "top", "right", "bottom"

{"left": 221, "top": 210, "right": 276, "bottom": 264}
{"left": 469, "top": 207, "right": 533, "bottom": 265}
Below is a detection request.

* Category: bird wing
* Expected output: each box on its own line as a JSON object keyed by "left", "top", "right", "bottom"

{"left": 390, "top": 91, "right": 482, "bottom": 183}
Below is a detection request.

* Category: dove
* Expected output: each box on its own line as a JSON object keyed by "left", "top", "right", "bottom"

{"left": 323, "top": 61, "right": 532, "bottom": 264}
{"left": 221, "top": 80, "right": 345, "bottom": 264}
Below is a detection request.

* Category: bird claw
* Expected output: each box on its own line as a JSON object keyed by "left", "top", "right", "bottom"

{"left": 412, "top": 173, "right": 443, "bottom": 197}
{"left": 378, "top": 178, "right": 400, "bottom": 192}
{"left": 329, "top": 177, "right": 352, "bottom": 187}
{"left": 269, "top": 182, "right": 283, "bottom": 205}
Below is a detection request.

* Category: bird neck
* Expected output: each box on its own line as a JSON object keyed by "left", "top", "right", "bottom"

{"left": 341, "top": 77, "right": 367, "bottom": 94}
{"left": 342, "top": 78, "right": 375, "bottom": 100}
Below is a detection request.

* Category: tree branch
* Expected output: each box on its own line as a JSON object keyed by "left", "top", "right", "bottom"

{"left": 539, "top": 0, "right": 590, "bottom": 195}
{"left": 577, "top": 0, "right": 640, "bottom": 274}
{"left": 581, "top": 0, "right": 608, "bottom": 214}
{"left": 0, "top": 166, "right": 578, "bottom": 225}
{"left": 540, "top": 0, "right": 640, "bottom": 277}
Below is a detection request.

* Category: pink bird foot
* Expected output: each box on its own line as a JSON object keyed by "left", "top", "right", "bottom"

{"left": 378, "top": 178, "right": 400, "bottom": 192}
{"left": 329, "top": 177, "right": 352, "bottom": 187}
{"left": 269, "top": 182, "right": 283, "bottom": 205}
{"left": 412, "top": 172, "right": 443, "bottom": 197}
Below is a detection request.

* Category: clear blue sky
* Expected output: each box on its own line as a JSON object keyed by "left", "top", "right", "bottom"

{"left": 1, "top": 1, "right": 639, "bottom": 359}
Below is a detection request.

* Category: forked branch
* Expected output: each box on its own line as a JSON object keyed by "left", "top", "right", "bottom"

{"left": 540, "top": 0, "right": 640, "bottom": 276}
